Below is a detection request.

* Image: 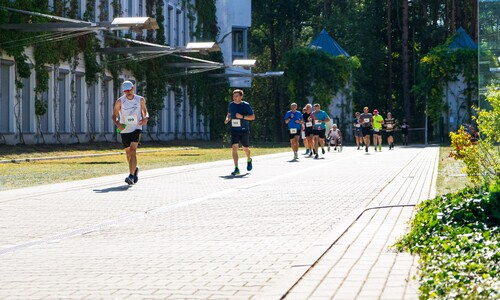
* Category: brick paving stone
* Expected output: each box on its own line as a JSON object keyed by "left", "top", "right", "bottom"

{"left": 275, "top": 146, "right": 439, "bottom": 300}
{"left": 0, "top": 146, "right": 438, "bottom": 299}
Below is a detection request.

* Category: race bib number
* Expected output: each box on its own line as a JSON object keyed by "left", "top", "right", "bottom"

{"left": 355, "top": 124, "right": 361, "bottom": 128}
{"left": 306, "top": 122, "right": 313, "bottom": 127}
{"left": 125, "top": 115, "right": 138, "bottom": 125}
{"left": 387, "top": 124, "right": 393, "bottom": 129}
{"left": 364, "top": 118, "right": 370, "bottom": 123}
{"left": 290, "top": 128, "right": 297, "bottom": 134}
{"left": 374, "top": 128, "right": 380, "bottom": 132}
{"left": 315, "top": 120, "right": 322, "bottom": 125}
{"left": 231, "top": 119, "right": 241, "bottom": 127}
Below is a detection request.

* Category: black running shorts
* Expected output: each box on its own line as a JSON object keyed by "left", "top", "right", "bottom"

{"left": 304, "top": 127, "right": 314, "bottom": 137}
{"left": 231, "top": 131, "right": 250, "bottom": 147}
{"left": 121, "top": 129, "right": 142, "bottom": 148}
{"left": 313, "top": 129, "right": 326, "bottom": 138}
{"left": 361, "top": 127, "right": 372, "bottom": 137}
{"left": 289, "top": 129, "right": 301, "bottom": 140}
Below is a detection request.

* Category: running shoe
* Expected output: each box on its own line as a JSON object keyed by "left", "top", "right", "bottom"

{"left": 125, "top": 174, "right": 135, "bottom": 185}
{"left": 294, "top": 153, "right": 298, "bottom": 160}
{"left": 327, "top": 145, "right": 331, "bottom": 152}
{"left": 379, "top": 145, "right": 382, "bottom": 151}
{"left": 334, "top": 147, "right": 337, "bottom": 151}
{"left": 133, "top": 167, "right": 139, "bottom": 183}
{"left": 247, "top": 158, "right": 253, "bottom": 171}
{"left": 314, "top": 154, "right": 319, "bottom": 159}
{"left": 357, "top": 146, "right": 360, "bottom": 150}
{"left": 308, "top": 153, "right": 313, "bottom": 158}
{"left": 231, "top": 168, "right": 240, "bottom": 175}
{"left": 305, "top": 149, "right": 310, "bottom": 155}
{"left": 322, "top": 148, "right": 325, "bottom": 154}
{"left": 365, "top": 146, "right": 368, "bottom": 153}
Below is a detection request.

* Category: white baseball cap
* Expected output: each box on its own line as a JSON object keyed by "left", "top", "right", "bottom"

{"left": 121, "top": 80, "right": 134, "bottom": 92}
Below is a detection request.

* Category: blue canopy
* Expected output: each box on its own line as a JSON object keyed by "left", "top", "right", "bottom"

{"left": 448, "top": 27, "right": 478, "bottom": 50}
{"left": 309, "top": 29, "right": 350, "bottom": 57}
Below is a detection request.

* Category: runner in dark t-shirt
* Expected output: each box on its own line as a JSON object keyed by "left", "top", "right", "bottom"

{"left": 384, "top": 112, "right": 396, "bottom": 150}
{"left": 224, "top": 89, "right": 255, "bottom": 175}
{"left": 302, "top": 104, "right": 314, "bottom": 157}
{"left": 401, "top": 118, "right": 410, "bottom": 145}
{"left": 359, "top": 107, "right": 373, "bottom": 152}
{"left": 353, "top": 112, "right": 363, "bottom": 150}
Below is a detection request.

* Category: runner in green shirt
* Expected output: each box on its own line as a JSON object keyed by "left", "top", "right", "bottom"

{"left": 372, "top": 109, "right": 384, "bottom": 151}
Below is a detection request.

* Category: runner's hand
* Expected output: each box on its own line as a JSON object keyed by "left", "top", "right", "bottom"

{"left": 235, "top": 113, "right": 243, "bottom": 119}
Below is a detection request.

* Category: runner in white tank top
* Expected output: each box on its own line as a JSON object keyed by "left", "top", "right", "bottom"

{"left": 112, "top": 81, "right": 149, "bottom": 185}
{"left": 118, "top": 94, "right": 143, "bottom": 134}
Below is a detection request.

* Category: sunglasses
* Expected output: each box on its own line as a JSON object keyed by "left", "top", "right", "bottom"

{"left": 123, "top": 89, "right": 132, "bottom": 93}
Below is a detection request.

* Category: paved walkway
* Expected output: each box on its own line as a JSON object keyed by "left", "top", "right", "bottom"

{"left": 0, "top": 145, "right": 439, "bottom": 299}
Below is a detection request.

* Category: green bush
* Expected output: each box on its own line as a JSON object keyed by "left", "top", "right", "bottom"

{"left": 396, "top": 187, "right": 500, "bottom": 299}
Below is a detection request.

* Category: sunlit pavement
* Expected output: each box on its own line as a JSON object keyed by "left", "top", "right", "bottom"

{"left": 0, "top": 145, "right": 438, "bottom": 299}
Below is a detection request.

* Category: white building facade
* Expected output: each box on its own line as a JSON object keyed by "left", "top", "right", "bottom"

{"left": 215, "top": 0, "right": 252, "bottom": 88}
{"left": 0, "top": 0, "right": 251, "bottom": 145}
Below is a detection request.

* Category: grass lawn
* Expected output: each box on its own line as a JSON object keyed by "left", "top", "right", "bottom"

{"left": 436, "top": 146, "right": 472, "bottom": 195}
{"left": 0, "top": 141, "right": 289, "bottom": 191}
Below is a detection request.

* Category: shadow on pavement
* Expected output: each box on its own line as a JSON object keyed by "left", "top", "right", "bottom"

{"left": 93, "top": 185, "right": 132, "bottom": 193}
{"left": 219, "top": 173, "right": 249, "bottom": 179}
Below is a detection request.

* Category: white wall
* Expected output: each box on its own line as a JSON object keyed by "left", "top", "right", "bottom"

{"left": 443, "top": 74, "right": 474, "bottom": 133}
{"left": 216, "top": 0, "right": 252, "bottom": 88}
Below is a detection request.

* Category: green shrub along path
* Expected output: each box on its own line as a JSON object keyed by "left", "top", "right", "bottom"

{"left": 396, "top": 87, "right": 500, "bottom": 299}
{"left": 395, "top": 187, "right": 500, "bottom": 299}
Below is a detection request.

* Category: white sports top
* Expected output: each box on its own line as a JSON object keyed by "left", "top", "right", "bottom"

{"left": 329, "top": 128, "right": 340, "bottom": 139}
{"left": 119, "top": 94, "right": 143, "bottom": 133}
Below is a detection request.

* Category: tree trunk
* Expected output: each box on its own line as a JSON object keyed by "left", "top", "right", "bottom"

{"left": 86, "top": 84, "right": 95, "bottom": 142}
{"left": 14, "top": 63, "right": 24, "bottom": 145}
{"left": 387, "top": 0, "right": 393, "bottom": 111}
{"left": 422, "top": 0, "right": 427, "bottom": 19}
{"left": 451, "top": 0, "right": 456, "bottom": 33}
{"left": 69, "top": 56, "right": 80, "bottom": 143}
{"left": 402, "top": 0, "right": 410, "bottom": 123}
{"left": 472, "top": 0, "right": 478, "bottom": 42}
{"left": 53, "top": 65, "right": 62, "bottom": 144}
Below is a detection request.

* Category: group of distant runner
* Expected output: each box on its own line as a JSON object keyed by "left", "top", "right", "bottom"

{"left": 113, "top": 82, "right": 411, "bottom": 182}
{"left": 284, "top": 104, "right": 410, "bottom": 159}
{"left": 353, "top": 106, "right": 410, "bottom": 153}
{"left": 284, "top": 103, "right": 343, "bottom": 160}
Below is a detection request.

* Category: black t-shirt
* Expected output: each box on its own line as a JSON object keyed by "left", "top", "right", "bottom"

{"left": 303, "top": 112, "right": 313, "bottom": 129}
{"left": 360, "top": 113, "right": 373, "bottom": 128}
{"left": 385, "top": 118, "right": 395, "bottom": 131}
{"left": 401, "top": 122, "right": 409, "bottom": 133}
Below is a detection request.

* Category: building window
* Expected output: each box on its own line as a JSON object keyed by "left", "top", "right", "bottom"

{"left": 77, "top": 0, "right": 83, "bottom": 19}
{"left": 189, "top": 17, "right": 195, "bottom": 42}
{"left": 166, "top": 6, "right": 173, "bottom": 45}
{"left": 183, "top": 11, "right": 188, "bottom": 44}
{"left": 127, "top": 0, "right": 133, "bottom": 17}
{"left": 138, "top": 0, "right": 143, "bottom": 16}
{"left": 232, "top": 28, "right": 248, "bottom": 61}
{"left": 175, "top": 10, "right": 181, "bottom": 46}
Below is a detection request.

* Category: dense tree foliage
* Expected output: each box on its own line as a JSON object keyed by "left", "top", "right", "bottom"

{"left": 250, "top": 0, "right": 478, "bottom": 142}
